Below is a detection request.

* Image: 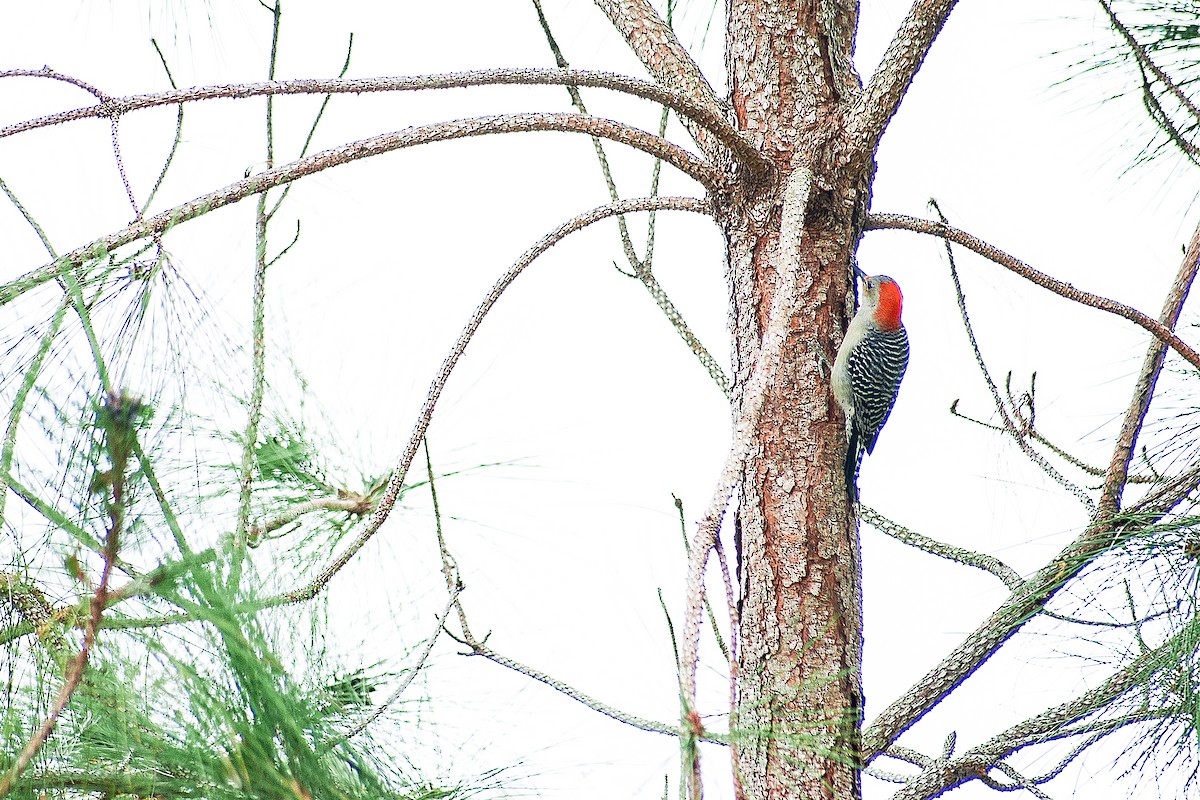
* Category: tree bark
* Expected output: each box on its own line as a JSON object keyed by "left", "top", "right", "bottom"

{"left": 723, "top": 1, "right": 869, "bottom": 798}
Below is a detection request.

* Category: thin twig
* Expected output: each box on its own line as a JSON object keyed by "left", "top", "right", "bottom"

{"left": 233, "top": 1, "right": 283, "bottom": 583}
{"left": 344, "top": 584, "right": 460, "bottom": 739}
{"left": 527, "top": 3, "right": 729, "bottom": 395}
{"left": 284, "top": 197, "right": 710, "bottom": 603}
{"left": 934, "top": 199, "right": 1094, "bottom": 509}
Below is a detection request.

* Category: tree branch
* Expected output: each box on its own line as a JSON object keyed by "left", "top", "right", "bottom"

{"left": 859, "top": 505, "right": 1024, "bottom": 592}
{"left": 5, "top": 114, "right": 723, "bottom": 309}
{"left": 845, "top": 0, "right": 960, "bottom": 163}
{"left": 891, "top": 614, "right": 1200, "bottom": 799}
{"left": 865, "top": 212, "right": 1200, "bottom": 371}
{"left": 0, "top": 68, "right": 767, "bottom": 177}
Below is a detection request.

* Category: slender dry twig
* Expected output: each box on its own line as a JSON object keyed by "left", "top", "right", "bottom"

{"left": 424, "top": 441, "right": 693, "bottom": 743}
{"left": 0, "top": 68, "right": 767, "bottom": 176}
{"left": 530, "top": 2, "right": 730, "bottom": 395}
{"left": 233, "top": 1, "right": 283, "bottom": 581}
{"left": 0, "top": 67, "right": 108, "bottom": 99}
{"left": 934, "top": 200, "right": 1094, "bottom": 509}
{"left": 865, "top": 212, "right": 1200, "bottom": 371}
{"left": 679, "top": 167, "right": 812, "bottom": 712}
{"left": 344, "top": 584, "right": 461, "bottom": 740}
{"left": 845, "top": 0, "right": 960, "bottom": 163}
{"left": 283, "top": 196, "right": 710, "bottom": 603}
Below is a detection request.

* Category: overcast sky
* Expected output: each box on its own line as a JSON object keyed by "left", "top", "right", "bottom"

{"left": 2, "top": 2, "right": 1197, "bottom": 798}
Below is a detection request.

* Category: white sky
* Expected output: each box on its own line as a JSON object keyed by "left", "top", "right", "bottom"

{"left": 1, "top": 1, "right": 1197, "bottom": 798}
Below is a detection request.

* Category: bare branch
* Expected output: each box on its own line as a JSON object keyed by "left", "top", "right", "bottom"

{"left": 0, "top": 68, "right": 768, "bottom": 176}
{"left": 528, "top": 4, "right": 730, "bottom": 394}
{"left": 865, "top": 212, "right": 1200, "bottom": 372}
{"left": 5, "top": 115, "right": 722, "bottom": 308}
{"left": 344, "top": 584, "right": 461, "bottom": 740}
{"left": 891, "top": 616, "right": 1198, "bottom": 799}
{"left": 285, "top": 196, "right": 711, "bottom": 603}
{"left": 845, "top": 0, "right": 960, "bottom": 163}
{"left": 638, "top": 270, "right": 731, "bottom": 395}
{"left": 1096, "top": 215, "right": 1200, "bottom": 516}
{"left": 859, "top": 505, "right": 1024, "bottom": 592}
{"left": 454, "top": 634, "right": 698, "bottom": 740}
{"left": 590, "top": 0, "right": 728, "bottom": 162}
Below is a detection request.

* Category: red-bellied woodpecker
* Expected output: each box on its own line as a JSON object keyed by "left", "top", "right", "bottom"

{"left": 832, "top": 272, "right": 909, "bottom": 501}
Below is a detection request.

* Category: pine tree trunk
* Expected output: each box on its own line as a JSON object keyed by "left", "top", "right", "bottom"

{"left": 723, "top": 2, "right": 869, "bottom": 797}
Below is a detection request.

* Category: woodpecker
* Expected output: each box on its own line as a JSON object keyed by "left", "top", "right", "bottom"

{"left": 832, "top": 271, "right": 909, "bottom": 501}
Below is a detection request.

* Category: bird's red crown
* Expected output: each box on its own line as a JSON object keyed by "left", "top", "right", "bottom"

{"left": 873, "top": 277, "right": 903, "bottom": 331}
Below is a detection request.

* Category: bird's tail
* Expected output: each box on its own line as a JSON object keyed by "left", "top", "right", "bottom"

{"left": 845, "top": 428, "right": 864, "bottom": 502}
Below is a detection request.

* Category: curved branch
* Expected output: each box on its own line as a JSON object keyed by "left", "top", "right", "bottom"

{"left": 859, "top": 506, "right": 1024, "bottom": 592}
{"left": 865, "top": 212, "right": 1200, "bottom": 372}
{"left": 4, "top": 113, "right": 722, "bottom": 306}
{"left": 286, "top": 196, "right": 712, "bottom": 603}
{"left": 0, "top": 68, "right": 768, "bottom": 177}
{"left": 845, "top": 0, "right": 960, "bottom": 163}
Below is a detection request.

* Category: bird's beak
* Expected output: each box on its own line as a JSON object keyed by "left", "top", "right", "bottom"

{"left": 850, "top": 256, "right": 867, "bottom": 281}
